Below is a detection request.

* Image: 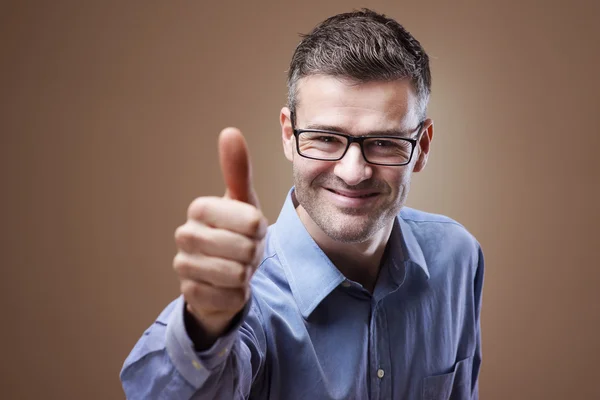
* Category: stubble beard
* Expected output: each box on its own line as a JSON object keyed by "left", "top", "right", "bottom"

{"left": 293, "top": 167, "right": 407, "bottom": 244}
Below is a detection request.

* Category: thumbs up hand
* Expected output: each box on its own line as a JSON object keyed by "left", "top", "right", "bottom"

{"left": 173, "top": 128, "right": 267, "bottom": 345}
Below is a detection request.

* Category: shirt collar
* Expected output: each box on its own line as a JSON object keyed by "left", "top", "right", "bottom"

{"left": 398, "top": 209, "right": 431, "bottom": 279}
{"left": 273, "top": 188, "right": 430, "bottom": 318}
{"left": 273, "top": 189, "right": 345, "bottom": 318}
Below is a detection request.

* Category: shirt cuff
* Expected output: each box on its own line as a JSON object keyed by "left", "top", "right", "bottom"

{"left": 165, "top": 295, "right": 246, "bottom": 388}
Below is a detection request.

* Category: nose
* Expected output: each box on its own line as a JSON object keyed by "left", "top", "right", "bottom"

{"left": 333, "top": 143, "right": 373, "bottom": 186}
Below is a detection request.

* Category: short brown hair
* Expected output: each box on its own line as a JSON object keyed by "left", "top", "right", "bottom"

{"left": 287, "top": 9, "right": 431, "bottom": 121}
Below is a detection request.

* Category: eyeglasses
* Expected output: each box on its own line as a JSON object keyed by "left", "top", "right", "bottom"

{"left": 291, "top": 119, "right": 424, "bottom": 166}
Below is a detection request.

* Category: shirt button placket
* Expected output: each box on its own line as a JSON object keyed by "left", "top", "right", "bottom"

{"left": 369, "top": 300, "right": 383, "bottom": 400}
{"left": 376, "top": 302, "right": 392, "bottom": 399}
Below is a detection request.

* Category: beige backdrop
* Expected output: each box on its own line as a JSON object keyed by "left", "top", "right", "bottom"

{"left": 1, "top": 0, "right": 599, "bottom": 399}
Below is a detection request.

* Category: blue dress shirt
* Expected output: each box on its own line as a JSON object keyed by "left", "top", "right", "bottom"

{"left": 121, "top": 189, "right": 484, "bottom": 399}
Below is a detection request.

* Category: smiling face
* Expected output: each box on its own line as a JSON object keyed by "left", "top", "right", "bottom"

{"left": 281, "top": 75, "right": 433, "bottom": 244}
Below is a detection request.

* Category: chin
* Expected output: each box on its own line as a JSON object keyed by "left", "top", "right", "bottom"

{"left": 318, "top": 212, "right": 385, "bottom": 243}
{"left": 325, "top": 230, "right": 373, "bottom": 244}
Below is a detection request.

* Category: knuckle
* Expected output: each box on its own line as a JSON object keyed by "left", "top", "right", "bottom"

{"left": 180, "top": 280, "right": 200, "bottom": 302}
{"left": 234, "top": 265, "right": 248, "bottom": 286}
{"left": 174, "top": 225, "right": 184, "bottom": 240}
{"left": 174, "top": 227, "right": 192, "bottom": 250}
{"left": 172, "top": 253, "right": 191, "bottom": 275}
{"left": 191, "top": 231, "right": 211, "bottom": 250}
{"left": 176, "top": 225, "right": 213, "bottom": 254}
{"left": 217, "top": 260, "right": 246, "bottom": 287}
{"left": 187, "top": 197, "right": 210, "bottom": 221}
{"left": 240, "top": 265, "right": 250, "bottom": 284}
{"left": 248, "top": 209, "right": 261, "bottom": 233}
{"left": 172, "top": 253, "right": 182, "bottom": 271}
{"left": 242, "top": 240, "right": 257, "bottom": 261}
{"left": 252, "top": 242, "right": 265, "bottom": 266}
{"left": 247, "top": 211, "right": 263, "bottom": 236}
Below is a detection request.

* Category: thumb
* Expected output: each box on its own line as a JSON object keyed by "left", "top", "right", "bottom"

{"left": 218, "top": 127, "right": 260, "bottom": 208}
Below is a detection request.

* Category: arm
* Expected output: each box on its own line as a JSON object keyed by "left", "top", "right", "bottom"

{"left": 120, "top": 296, "right": 266, "bottom": 400}
{"left": 120, "top": 128, "right": 268, "bottom": 399}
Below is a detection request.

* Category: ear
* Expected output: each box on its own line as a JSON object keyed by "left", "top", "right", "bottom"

{"left": 280, "top": 107, "right": 294, "bottom": 162}
{"left": 413, "top": 119, "right": 434, "bottom": 173}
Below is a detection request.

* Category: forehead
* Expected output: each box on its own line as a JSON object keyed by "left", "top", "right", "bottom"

{"left": 295, "top": 75, "right": 419, "bottom": 133}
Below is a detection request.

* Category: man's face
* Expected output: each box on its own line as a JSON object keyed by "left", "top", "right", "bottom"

{"left": 281, "top": 75, "right": 433, "bottom": 243}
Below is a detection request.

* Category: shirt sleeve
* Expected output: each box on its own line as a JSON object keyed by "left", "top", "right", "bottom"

{"left": 470, "top": 245, "right": 485, "bottom": 399}
{"left": 120, "top": 295, "right": 266, "bottom": 400}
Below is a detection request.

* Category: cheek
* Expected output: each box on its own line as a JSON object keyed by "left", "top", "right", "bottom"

{"left": 378, "top": 168, "right": 411, "bottom": 191}
{"left": 294, "top": 159, "right": 332, "bottom": 184}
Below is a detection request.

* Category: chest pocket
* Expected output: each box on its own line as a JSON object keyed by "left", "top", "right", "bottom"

{"left": 422, "top": 356, "right": 474, "bottom": 400}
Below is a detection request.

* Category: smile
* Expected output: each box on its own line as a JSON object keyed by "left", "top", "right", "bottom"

{"left": 323, "top": 187, "right": 380, "bottom": 208}
{"left": 326, "top": 188, "right": 378, "bottom": 198}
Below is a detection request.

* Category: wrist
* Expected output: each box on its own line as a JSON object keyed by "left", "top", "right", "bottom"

{"left": 184, "top": 304, "right": 239, "bottom": 351}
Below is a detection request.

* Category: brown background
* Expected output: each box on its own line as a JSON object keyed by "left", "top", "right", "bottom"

{"left": 1, "top": 0, "right": 599, "bottom": 399}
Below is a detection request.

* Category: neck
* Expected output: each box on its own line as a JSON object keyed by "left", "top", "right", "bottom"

{"left": 296, "top": 205, "right": 394, "bottom": 292}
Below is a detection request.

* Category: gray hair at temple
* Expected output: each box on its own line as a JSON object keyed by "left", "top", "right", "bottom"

{"left": 287, "top": 9, "right": 431, "bottom": 122}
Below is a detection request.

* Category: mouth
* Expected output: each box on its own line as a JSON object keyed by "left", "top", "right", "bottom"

{"left": 325, "top": 188, "right": 380, "bottom": 198}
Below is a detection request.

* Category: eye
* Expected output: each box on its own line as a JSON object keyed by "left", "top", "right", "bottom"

{"left": 317, "top": 135, "right": 340, "bottom": 143}
{"left": 373, "top": 140, "right": 394, "bottom": 147}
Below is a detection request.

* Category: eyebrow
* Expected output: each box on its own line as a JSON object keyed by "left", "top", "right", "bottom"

{"left": 303, "top": 123, "right": 417, "bottom": 138}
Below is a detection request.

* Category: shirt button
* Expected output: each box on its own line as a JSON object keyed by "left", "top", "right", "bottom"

{"left": 341, "top": 280, "right": 351, "bottom": 288}
{"left": 377, "top": 369, "right": 385, "bottom": 379}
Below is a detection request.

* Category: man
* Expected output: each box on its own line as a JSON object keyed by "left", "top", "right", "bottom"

{"left": 121, "top": 9, "right": 484, "bottom": 400}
